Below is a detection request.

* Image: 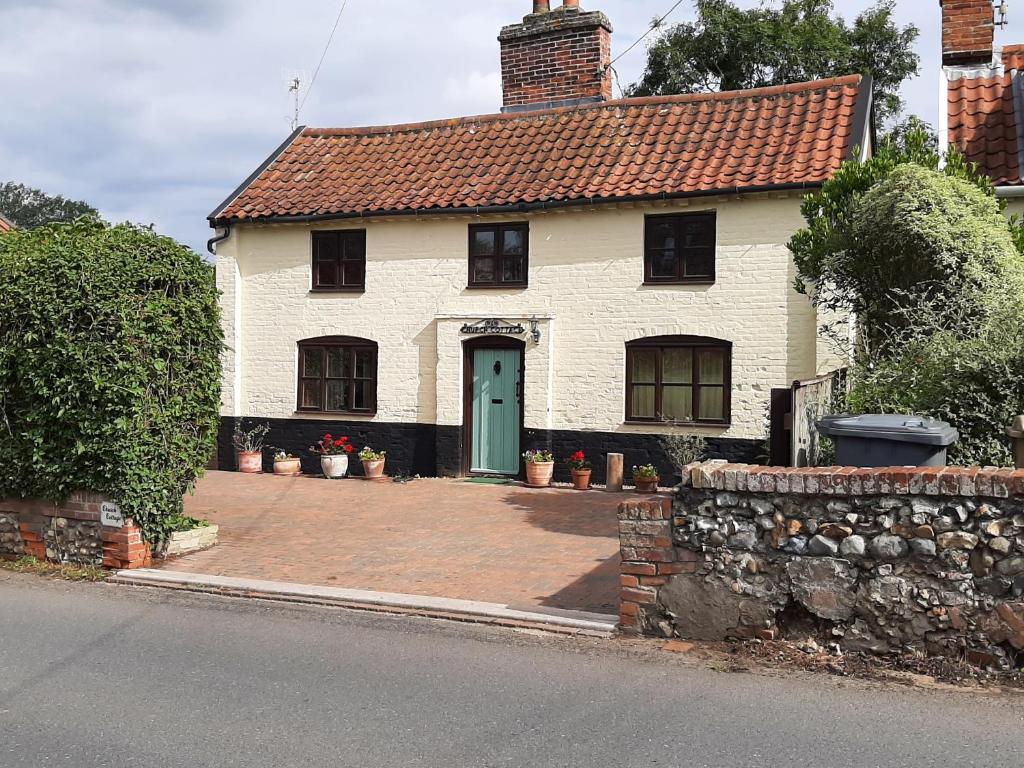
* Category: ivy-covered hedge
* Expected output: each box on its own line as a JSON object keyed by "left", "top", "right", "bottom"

{"left": 0, "top": 219, "right": 223, "bottom": 543}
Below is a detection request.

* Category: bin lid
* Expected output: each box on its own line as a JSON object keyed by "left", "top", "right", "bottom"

{"left": 817, "top": 414, "right": 959, "bottom": 446}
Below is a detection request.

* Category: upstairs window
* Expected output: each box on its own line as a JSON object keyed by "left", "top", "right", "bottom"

{"left": 468, "top": 223, "right": 529, "bottom": 288}
{"left": 312, "top": 230, "right": 366, "bottom": 291}
{"left": 625, "top": 336, "right": 731, "bottom": 424}
{"left": 297, "top": 336, "right": 377, "bottom": 414}
{"left": 644, "top": 212, "right": 716, "bottom": 284}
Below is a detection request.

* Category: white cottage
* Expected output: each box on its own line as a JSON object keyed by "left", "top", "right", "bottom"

{"left": 208, "top": 1, "right": 870, "bottom": 481}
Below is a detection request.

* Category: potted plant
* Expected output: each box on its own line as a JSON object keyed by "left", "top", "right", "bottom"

{"left": 632, "top": 464, "right": 660, "bottom": 493}
{"left": 659, "top": 422, "right": 707, "bottom": 483}
{"left": 311, "top": 433, "right": 354, "bottom": 479}
{"left": 232, "top": 421, "right": 270, "bottom": 473}
{"left": 358, "top": 446, "right": 387, "bottom": 480}
{"left": 271, "top": 450, "right": 301, "bottom": 476}
{"left": 565, "top": 450, "right": 593, "bottom": 490}
{"left": 523, "top": 448, "right": 555, "bottom": 487}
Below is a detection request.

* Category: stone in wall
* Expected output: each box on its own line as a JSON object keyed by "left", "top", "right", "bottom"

{"left": 0, "top": 512, "right": 24, "bottom": 556}
{"left": 619, "top": 464, "right": 1024, "bottom": 668}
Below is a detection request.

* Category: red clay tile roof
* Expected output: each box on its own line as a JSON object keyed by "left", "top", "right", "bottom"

{"left": 947, "top": 45, "right": 1024, "bottom": 186}
{"left": 0, "top": 214, "right": 14, "bottom": 232}
{"left": 211, "top": 75, "right": 869, "bottom": 223}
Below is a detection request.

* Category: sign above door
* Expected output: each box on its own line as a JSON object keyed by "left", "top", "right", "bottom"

{"left": 459, "top": 318, "right": 526, "bottom": 336}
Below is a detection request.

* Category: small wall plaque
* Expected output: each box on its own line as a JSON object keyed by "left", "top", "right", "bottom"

{"left": 100, "top": 501, "right": 125, "bottom": 528}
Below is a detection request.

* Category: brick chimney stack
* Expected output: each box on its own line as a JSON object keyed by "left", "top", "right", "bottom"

{"left": 941, "top": 0, "right": 996, "bottom": 66}
{"left": 499, "top": 1, "right": 614, "bottom": 113}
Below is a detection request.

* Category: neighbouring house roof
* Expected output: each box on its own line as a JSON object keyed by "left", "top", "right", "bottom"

{"left": 946, "top": 45, "right": 1024, "bottom": 187}
{"left": 0, "top": 213, "right": 14, "bottom": 232}
{"left": 210, "top": 74, "right": 870, "bottom": 225}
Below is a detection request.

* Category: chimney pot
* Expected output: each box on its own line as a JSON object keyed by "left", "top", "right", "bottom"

{"left": 563, "top": 0, "right": 581, "bottom": 7}
{"left": 533, "top": 0, "right": 550, "bottom": 12}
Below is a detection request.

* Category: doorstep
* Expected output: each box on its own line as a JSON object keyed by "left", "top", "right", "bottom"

{"left": 109, "top": 569, "right": 618, "bottom": 636}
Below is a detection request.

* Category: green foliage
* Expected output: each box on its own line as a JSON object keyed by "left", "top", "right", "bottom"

{"left": 789, "top": 124, "right": 999, "bottom": 352}
{"left": 0, "top": 182, "right": 100, "bottom": 230}
{"left": 628, "top": 0, "right": 919, "bottom": 125}
{"left": 846, "top": 164, "right": 1023, "bottom": 349}
{"left": 0, "top": 219, "right": 223, "bottom": 544}
{"left": 847, "top": 296, "right": 1024, "bottom": 466}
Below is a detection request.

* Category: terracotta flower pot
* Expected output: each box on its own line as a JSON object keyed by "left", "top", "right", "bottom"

{"left": 634, "top": 475, "right": 660, "bottom": 493}
{"left": 571, "top": 469, "right": 592, "bottom": 491}
{"left": 525, "top": 461, "right": 554, "bottom": 488}
{"left": 321, "top": 454, "right": 349, "bottom": 479}
{"left": 237, "top": 451, "right": 263, "bottom": 473}
{"left": 362, "top": 459, "right": 386, "bottom": 480}
{"left": 273, "top": 458, "right": 301, "bottom": 476}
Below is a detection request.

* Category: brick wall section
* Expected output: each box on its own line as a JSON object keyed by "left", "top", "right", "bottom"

{"left": 618, "top": 463, "right": 1024, "bottom": 668}
{"left": 617, "top": 496, "right": 697, "bottom": 632}
{"left": 0, "top": 492, "right": 151, "bottom": 569}
{"left": 941, "top": 0, "right": 995, "bottom": 66}
{"left": 498, "top": 7, "right": 613, "bottom": 108}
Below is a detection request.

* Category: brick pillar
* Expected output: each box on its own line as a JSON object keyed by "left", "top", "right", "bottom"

{"left": 101, "top": 521, "right": 152, "bottom": 570}
{"left": 617, "top": 496, "right": 698, "bottom": 633}
{"left": 18, "top": 522, "right": 47, "bottom": 560}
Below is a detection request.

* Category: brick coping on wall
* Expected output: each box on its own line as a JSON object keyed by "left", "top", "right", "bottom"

{"left": 686, "top": 462, "right": 1024, "bottom": 498}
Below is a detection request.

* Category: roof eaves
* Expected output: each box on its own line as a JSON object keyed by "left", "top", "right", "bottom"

{"left": 207, "top": 124, "right": 306, "bottom": 222}
{"left": 212, "top": 182, "right": 824, "bottom": 227}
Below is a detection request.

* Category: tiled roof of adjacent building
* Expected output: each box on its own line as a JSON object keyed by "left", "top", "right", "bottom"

{"left": 947, "top": 45, "right": 1024, "bottom": 187}
{"left": 211, "top": 74, "right": 870, "bottom": 224}
{"left": 0, "top": 213, "right": 14, "bottom": 232}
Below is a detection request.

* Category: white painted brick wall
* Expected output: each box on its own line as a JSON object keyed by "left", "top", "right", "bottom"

{"left": 217, "top": 193, "right": 829, "bottom": 441}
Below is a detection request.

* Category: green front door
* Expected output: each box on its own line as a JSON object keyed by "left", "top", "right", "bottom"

{"left": 471, "top": 348, "right": 521, "bottom": 475}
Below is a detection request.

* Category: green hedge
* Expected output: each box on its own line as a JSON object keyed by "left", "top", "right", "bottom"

{"left": 0, "top": 219, "right": 223, "bottom": 543}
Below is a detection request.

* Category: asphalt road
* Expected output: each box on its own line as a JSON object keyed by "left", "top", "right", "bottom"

{"left": 1, "top": 573, "right": 1022, "bottom": 768}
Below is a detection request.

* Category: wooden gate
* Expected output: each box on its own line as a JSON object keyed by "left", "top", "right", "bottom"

{"left": 790, "top": 370, "right": 847, "bottom": 467}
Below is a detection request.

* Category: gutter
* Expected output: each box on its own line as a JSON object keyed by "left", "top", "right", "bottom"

{"left": 209, "top": 182, "right": 824, "bottom": 228}
{"left": 207, "top": 224, "right": 232, "bottom": 255}
{"left": 996, "top": 186, "right": 1024, "bottom": 198}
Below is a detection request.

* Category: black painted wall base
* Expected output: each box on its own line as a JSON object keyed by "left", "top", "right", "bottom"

{"left": 217, "top": 417, "right": 765, "bottom": 482}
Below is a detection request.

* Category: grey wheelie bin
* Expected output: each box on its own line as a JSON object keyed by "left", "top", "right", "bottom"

{"left": 816, "top": 414, "right": 958, "bottom": 467}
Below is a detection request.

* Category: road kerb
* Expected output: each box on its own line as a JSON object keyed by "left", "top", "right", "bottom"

{"left": 109, "top": 569, "right": 618, "bottom": 636}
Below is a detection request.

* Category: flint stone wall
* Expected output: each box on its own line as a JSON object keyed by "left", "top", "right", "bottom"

{"left": 619, "top": 464, "right": 1024, "bottom": 668}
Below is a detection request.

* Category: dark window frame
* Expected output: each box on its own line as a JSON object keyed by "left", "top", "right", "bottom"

{"left": 643, "top": 212, "right": 717, "bottom": 285}
{"left": 467, "top": 223, "right": 529, "bottom": 288}
{"left": 625, "top": 335, "right": 731, "bottom": 425}
{"left": 296, "top": 336, "right": 378, "bottom": 415}
{"left": 311, "top": 230, "right": 367, "bottom": 292}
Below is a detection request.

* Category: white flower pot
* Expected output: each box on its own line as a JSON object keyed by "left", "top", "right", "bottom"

{"left": 321, "top": 455, "right": 349, "bottom": 479}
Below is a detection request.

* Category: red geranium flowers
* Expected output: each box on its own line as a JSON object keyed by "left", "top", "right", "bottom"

{"left": 312, "top": 433, "right": 354, "bottom": 455}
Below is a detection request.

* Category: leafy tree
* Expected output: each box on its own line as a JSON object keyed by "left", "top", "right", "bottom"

{"left": 0, "top": 219, "right": 223, "bottom": 544}
{"left": 789, "top": 125, "right": 1006, "bottom": 354}
{"left": 0, "top": 181, "right": 99, "bottom": 229}
{"left": 628, "top": 0, "right": 919, "bottom": 126}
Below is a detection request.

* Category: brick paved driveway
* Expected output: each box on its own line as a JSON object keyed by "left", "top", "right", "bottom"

{"left": 167, "top": 471, "right": 624, "bottom": 615}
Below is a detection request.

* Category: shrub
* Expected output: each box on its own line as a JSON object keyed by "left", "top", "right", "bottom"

{"left": 847, "top": 164, "right": 1024, "bottom": 351}
{"left": 0, "top": 219, "right": 223, "bottom": 544}
{"left": 789, "top": 124, "right": 1008, "bottom": 352}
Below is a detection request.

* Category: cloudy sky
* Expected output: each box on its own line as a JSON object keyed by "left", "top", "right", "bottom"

{"left": 2, "top": 0, "right": 1022, "bottom": 253}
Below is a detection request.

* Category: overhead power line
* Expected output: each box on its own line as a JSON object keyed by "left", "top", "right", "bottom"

{"left": 298, "top": 0, "right": 350, "bottom": 117}
{"left": 607, "top": 0, "right": 685, "bottom": 70}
